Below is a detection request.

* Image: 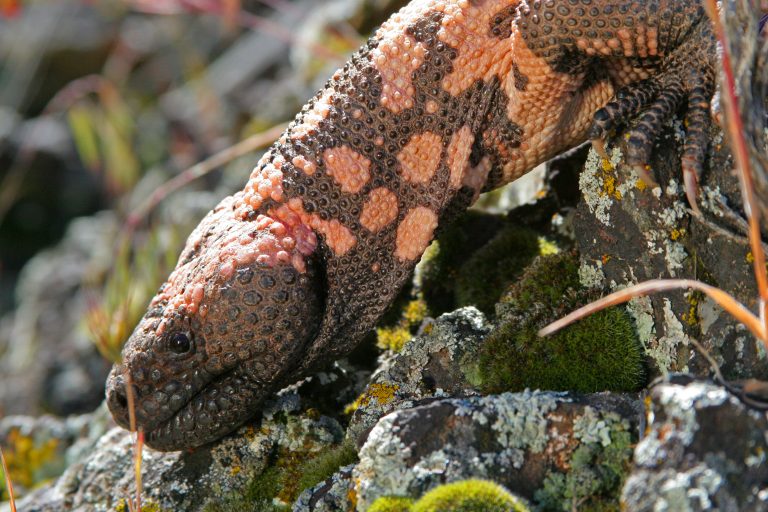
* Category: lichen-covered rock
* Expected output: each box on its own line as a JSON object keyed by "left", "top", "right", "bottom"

{"left": 351, "top": 390, "right": 641, "bottom": 510}
{"left": 9, "top": 393, "right": 345, "bottom": 512}
{"left": 346, "top": 307, "right": 490, "bottom": 445}
{"left": 292, "top": 463, "right": 357, "bottom": 512}
{"left": 621, "top": 375, "right": 768, "bottom": 511}
{"left": 574, "top": 123, "right": 767, "bottom": 380}
{"left": 0, "top": 405, "right": 112, "bottom": 502}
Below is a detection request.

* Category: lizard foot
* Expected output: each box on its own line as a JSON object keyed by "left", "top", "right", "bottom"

{"left": 589, "top": 72, "right": 715, "bottom": 213}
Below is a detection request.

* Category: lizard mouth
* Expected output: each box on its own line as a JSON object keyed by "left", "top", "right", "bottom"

{"left": 108, "top": 365, "right": 270, "bottom": 451}
{"left": 143, "top": 368, "right": 269, "bottom": 451}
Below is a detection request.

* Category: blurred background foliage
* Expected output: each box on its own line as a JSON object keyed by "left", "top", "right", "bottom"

{"left": 0, "top": 0, "right": 406, "bottom": 418}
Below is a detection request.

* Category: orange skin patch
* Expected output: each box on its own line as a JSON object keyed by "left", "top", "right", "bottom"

{"left": 395, "top": 206, "right": 439, "bottom": 261}
{"left": 397, "top": 131, "right": 443, "bottom": 184}
{"left": 277, "top": 198, "right": 357, "bottom": 256}
{"left": 151, "top": 195, "right": 318, "bottom": 332}
{"left": 370, "top": 1, "right": 437, "bottom": 113}
{"left": 234, "top": 154, "right": 286, "bottom": 220}
{"left": 323, "top": 146, "right": 372, "bottom": 193}
{"left": 291, "top": 89, "right": 334, "bottom": 141}
{"left": 446, "top": 125, "right": 473, "bottom": 189}
{"left": 360, "top": 187, "right": 399, "bottom": 233}
{"left": 292, "top": 154, "right": 317, "bottom": 176}
{"left": 437, "top": 0, "right": 517, "bottom": 96}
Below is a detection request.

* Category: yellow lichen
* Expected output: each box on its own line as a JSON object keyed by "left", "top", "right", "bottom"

{"left": 345, "top": 383, "right": 400, "bottom": 415}
{"left": 747, "top": 251, "right": 755, "bottom": 264}
{"left": 670, "top": 228, "right": 685, "bottom": 241}
{"left": 681, "top": 292, "right": 702, "bottom": 327}
{"left": 376, "top": 326, "right": 412, "bottom": 352}
{"left": 3, "top": 428, "right": 60, "bottom": 491}
{"left": 635, "top": 178, "right": 647, "bottom": 191}
{"left": 376, "top": 296, "right": 429, "bottom": 352}
{"left": 403, "top": 298, "right": 428, "bottom": 326}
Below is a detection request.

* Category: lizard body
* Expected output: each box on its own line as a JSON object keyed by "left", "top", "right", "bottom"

{"left": 107, "top": 0, "right": 717, "bottom": 450}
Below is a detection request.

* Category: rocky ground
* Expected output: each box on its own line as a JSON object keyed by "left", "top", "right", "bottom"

{"left": 2, "top": 0, "right": 768, "bottom": 511}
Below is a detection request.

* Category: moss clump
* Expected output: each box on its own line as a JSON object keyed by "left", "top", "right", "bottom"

{"left": 475, "top": 252, "right": 645, "bottom": 394}
{"left": 454, "top": 225, "right": 541, "bottom": 316}
{"left": 534, "top": 415, "right": 634, "bottom": 511}
{"left": 202, "top": 442, "right": 358, "bottom": 512}
{"left": 412, "top": 479, "right": 529, "bottom": 512}
{"left": 417, "top": 211, "right": 506, "bottom": 315}
{"left": 369, "top": 496, "right": 415, "bottom": 512}
{"left": 295, "top": 442, "right": 358, "bottom": 495}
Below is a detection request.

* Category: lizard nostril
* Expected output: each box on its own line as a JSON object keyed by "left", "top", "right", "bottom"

{"left": 115, "top": 387, "right": 128, "bottom": 410}
{"left": 109, "top": 376, "right": 129, "bottom": 412}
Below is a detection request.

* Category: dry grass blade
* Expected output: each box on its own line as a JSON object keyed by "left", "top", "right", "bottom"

{"left": 124, "top": 122, "right": 287, "bottom": 234}
{"left": 133, "top": 431, "right": 144, "bottom": 512}
{"left": 539, "top": 279, "right": 766, "bottom": 342}
{"left": 704, "top": 0, "right": 768, "bottom": 329}
{"left": 0, "top": 445, "right": 16, "bottom": 512}
{"left": 123, "top": 372, "right": 144, "bottom": 512}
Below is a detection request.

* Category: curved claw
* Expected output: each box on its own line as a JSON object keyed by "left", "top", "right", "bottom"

{"left": 683, "top": 161, "right": 703, "bottom": 216}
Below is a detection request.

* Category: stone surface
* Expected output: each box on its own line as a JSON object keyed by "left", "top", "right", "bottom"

{"left": 352, "top": 390, "right": 641, "bottom": 510}
{"left": 0, "top": 405, "right": 113, "bottom": 500}
{"left": 0, "top": 213, "right": 117, "bottom": 417}
{"left": 622, "top": 375, "right": 768, "bottom": 512}
{"left": 573, "top": 122, "right": 768, "bottom": 380}
{"left": 8, "top": 392, "right": 344, "bottom": 512}
{"left": 346, "top": 307, "right": 489, "bottom": 446}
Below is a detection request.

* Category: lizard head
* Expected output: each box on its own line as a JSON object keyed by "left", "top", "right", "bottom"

{"left": 105, "top": 197, "right": 323, "bottom": 451}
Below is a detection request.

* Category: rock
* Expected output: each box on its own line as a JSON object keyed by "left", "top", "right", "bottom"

{"left": 622, "top": 375, "right": 768, "bottom": 511}
{"left": 9, "top": 392, "right": 347, "bottom": 512}
{"left": 351, "top": 390, "right": 641, "bottom": 510}
{"left": 0, "top": 405, "right": 112, "bottom": 501}
{"left": 346, "top": 307, "right": 490, "bottom": 446}
{"left": 293, "top": 464, "right": 357, "bottom": 512}
{"left": 573, "top": 121, "right": 768, "bottom": 380}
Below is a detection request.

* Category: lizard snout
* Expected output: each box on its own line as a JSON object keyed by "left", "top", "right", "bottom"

{"left": 106, "top": 369, "right": 131, "bottom": 429}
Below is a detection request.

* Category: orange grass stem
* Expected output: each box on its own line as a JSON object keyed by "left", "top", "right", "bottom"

{"left": 704, "top": 0, "right": 768, "bottom": 328}
{"left": 539, "top": 279, "right": 766, "bottom": 342}
{"left": 0, "top": 445, "right": 16, "bottom": 512}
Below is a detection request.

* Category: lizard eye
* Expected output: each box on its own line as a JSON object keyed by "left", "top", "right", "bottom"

{"left": 168, "top": 332, "right": 192, "bottom": 354}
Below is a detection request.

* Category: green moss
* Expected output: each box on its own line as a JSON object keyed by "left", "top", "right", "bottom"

{"left": 202, "top": 442, "right": 358, "bottom": 512}
{"left": 455, "top": 226, "right": 540, "bottom": 316}
{"left": 475, "top": 252, "right": 645, "bottom": 394}
{"left": 114, "top": 499, "right": 168, "bottom": 512}
{"left": 412, "top": 479, "right": 529, "bottom": 512}
{"left": 369, "top": 496, "right": 415, "bottom": 512}
{"left": 417, "top": 211, "right": 506, "bottom": 315}
{"left": 534, "top": 415, "right": 634, "bottom": 511}
{"left": 295, "top": 442, "right": 358, "bottom": 495}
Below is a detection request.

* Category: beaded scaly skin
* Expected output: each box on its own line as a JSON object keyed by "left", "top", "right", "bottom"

{"left": 106, "top": 0, "right": 717, "bottom": 451}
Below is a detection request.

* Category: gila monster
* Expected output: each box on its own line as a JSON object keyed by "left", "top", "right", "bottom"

{"left": 107, "top": 0, "right": 717, "bottom": 451}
